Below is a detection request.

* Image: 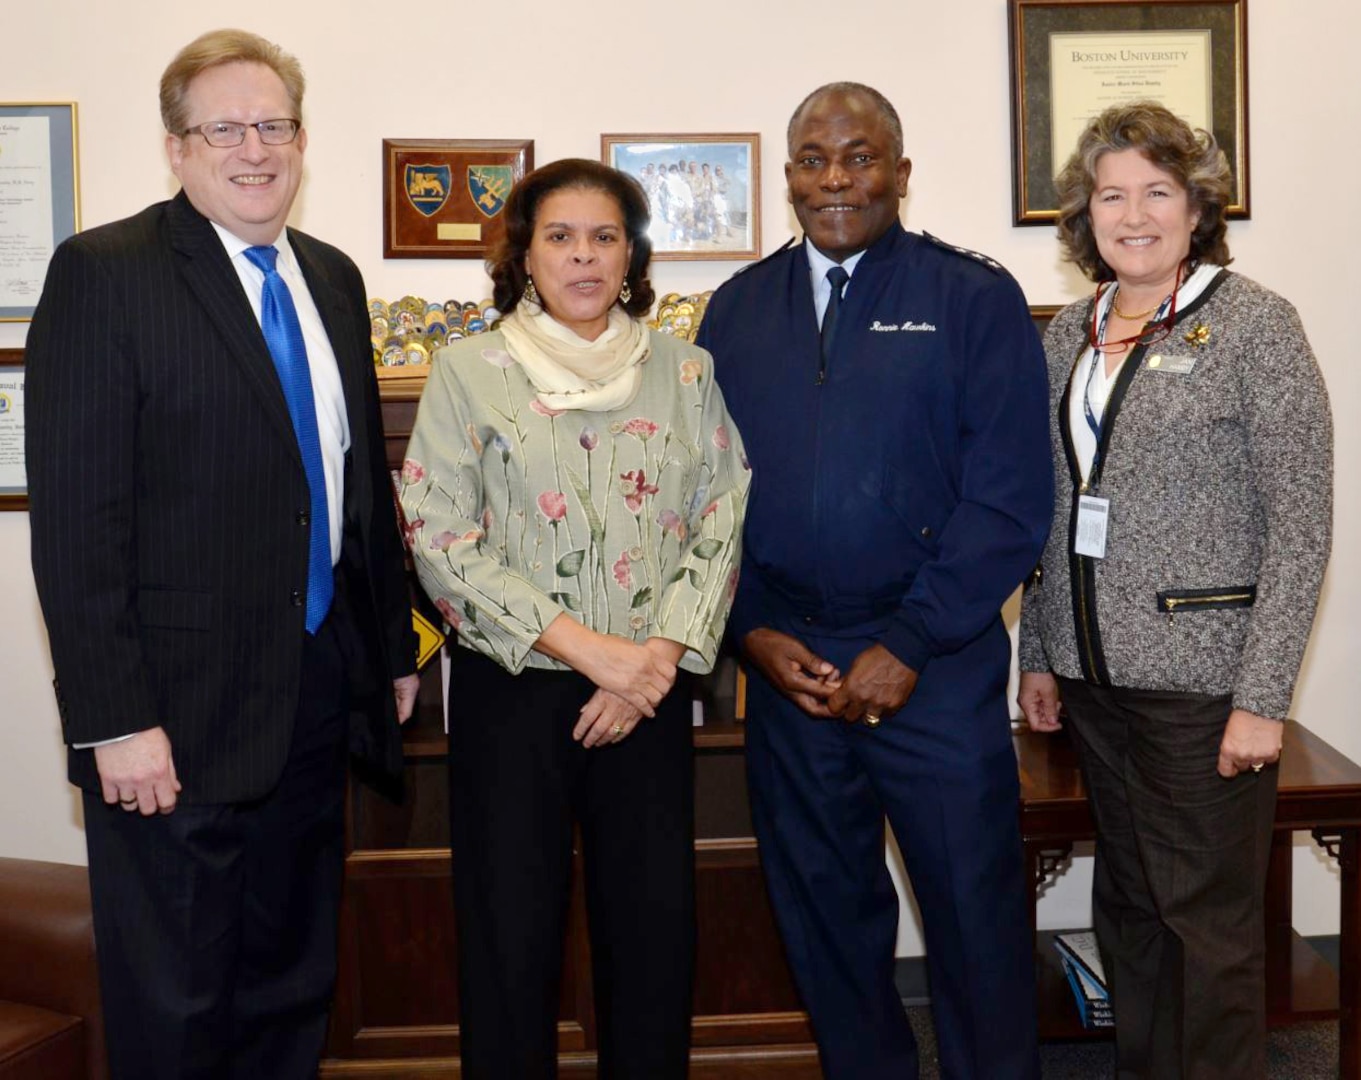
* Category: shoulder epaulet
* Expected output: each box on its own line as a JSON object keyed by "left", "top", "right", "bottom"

{"left": 922, "top": 231, "right": 1006, "bottom": 275}
{"left": 726, "top": 235, "right": 798, "bottom": 278}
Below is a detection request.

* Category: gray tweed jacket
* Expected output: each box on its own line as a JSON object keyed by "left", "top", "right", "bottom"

{"left": 1018, "top": 270, "right": 1332, "bottom": 719}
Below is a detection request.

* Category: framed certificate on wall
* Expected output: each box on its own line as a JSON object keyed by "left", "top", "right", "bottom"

{"left": 0, "top": 349, "right": 26, "bottom": 508}
{"left": 0, "top": 103, "right": 80, "bottom": 320}
{"left": 1009, "top": 0, "right": 1248, "bottom": 224}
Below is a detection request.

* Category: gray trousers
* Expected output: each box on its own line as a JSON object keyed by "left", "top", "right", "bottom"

{"left": 1059, "top": 679, "right": 1279, "bottom": 1080}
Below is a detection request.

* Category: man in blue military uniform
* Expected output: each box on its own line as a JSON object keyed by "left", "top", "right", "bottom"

{"left": 696, "top": 82, "right": 1051, "bottom": 1079}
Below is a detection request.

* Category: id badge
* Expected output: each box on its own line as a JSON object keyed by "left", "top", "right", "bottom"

{"left": 1074, "top": 494, "right": 1110, "bottom": 559}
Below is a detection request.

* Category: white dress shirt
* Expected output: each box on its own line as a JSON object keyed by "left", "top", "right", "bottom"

{"left": 805, "top": 240, "right": 868, "bottom": 329}
{"left": 1068, "top": 262, "right": 1221, "bottom": 483}
{"left": 213, "top": 222, "right": 350, "bottom": 565}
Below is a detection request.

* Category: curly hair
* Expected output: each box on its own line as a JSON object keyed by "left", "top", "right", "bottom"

{"left": 488, "top": 158, "right": 655, "bottom": 320}
{"left": 160, "top": 29, "right": 304, "bottom": 136}
{"left": 1055, "top": 100, "right": 1233, "bottom": 282}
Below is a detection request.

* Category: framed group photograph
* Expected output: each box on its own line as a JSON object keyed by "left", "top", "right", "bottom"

{"left": 1009, "top": 0, "right": 1248, "bottom": 224}
{"left": 0, "top": 349, "right": 25, "bottom": 509}
{"left": 602, "top": 133, "right": 760, "bottom": 261}
{"left": 382, "top": 138, "right": 533, "bottom": 259}
{"left": 1, "top": 103, "right": 80, "bottom": 321}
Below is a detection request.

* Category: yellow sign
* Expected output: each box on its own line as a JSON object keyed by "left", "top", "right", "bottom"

{"left": 412, "top": 608, "right": 446, "bottom": 670}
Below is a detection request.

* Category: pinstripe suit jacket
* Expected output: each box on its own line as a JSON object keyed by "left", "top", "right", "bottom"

{"left": 26, "top": 191, "right": 417, "bottom": 804}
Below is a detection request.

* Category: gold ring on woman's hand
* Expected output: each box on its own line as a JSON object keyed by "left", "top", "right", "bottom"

{"left": 610, "top": 723, "right": 625, "bottom": 736}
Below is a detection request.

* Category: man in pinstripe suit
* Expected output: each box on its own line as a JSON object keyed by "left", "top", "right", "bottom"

{"left": 25, "top": 29, "right": 419, "bottom": 1079}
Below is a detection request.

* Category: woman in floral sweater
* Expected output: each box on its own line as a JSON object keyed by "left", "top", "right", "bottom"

{"left": 400, "top": 158, "right": 749, "bottom": 1079}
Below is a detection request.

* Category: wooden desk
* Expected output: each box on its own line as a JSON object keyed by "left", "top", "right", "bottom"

{"left": 1016, "top": 720, "right": 1361, "bottom": 1077}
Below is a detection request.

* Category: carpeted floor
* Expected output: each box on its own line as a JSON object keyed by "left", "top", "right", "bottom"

{"left": 904, "top": 1007, "right": 1341, "bottom": 1078}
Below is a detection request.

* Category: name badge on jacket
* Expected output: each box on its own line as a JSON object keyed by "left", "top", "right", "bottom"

{"left": 1146, "top": 353, "right": 1197, "bottom": 375}
{"left": 1075, "top": 495, "right": 1110, "bottom": 559}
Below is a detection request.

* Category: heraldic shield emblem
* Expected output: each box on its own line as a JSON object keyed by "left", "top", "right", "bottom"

{"left": 404, "top": 163, "right": 452, "bottom": 217}
{"left": 468, "top": 165, "right": 513, "bottom": 219}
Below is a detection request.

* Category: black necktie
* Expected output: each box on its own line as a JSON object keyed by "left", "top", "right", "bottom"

{"left": 819, "top": 265, "right": 850, "bottom": 385}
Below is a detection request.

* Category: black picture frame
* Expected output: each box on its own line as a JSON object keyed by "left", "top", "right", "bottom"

{"left": 1009, "top": 0, "right": 1248, "bottom": 224}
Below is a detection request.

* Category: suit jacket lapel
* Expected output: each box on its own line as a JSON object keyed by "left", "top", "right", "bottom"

{"left": 291, "top": 230, "right": 371, "bottom": 526}
{"left": 166, "top": 192, "right": 301, "bottom": 464}
{"left": 291, "top": 232, "right": 364, "bottom": 437}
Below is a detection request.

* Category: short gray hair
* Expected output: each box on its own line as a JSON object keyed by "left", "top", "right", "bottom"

{"left": 786, "top": 82, "right": 904, "bottom": 161}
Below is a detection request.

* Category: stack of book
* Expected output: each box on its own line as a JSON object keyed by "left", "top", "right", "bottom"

{"left": 1054, "top": 931, "right": 1114, "bottom": 1029}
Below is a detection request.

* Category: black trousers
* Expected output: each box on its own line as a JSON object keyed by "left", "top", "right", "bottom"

{"left": 83, "top": 615, "right": 351, "bottom": 1080}
{"left": 447, "top": 647, "right": 695, "bottom": 1080}
{"left": 1059, "top": 679, "right": 1279, "bottom": 1080}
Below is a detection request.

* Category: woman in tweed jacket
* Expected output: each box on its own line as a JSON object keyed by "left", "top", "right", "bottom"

{"left": 1017, "top": 102, "right": 1332, "bottom": 1078}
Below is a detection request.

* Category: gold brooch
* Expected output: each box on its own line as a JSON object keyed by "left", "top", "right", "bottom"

{"left": 1183, "top": 324, "right": 1211, "bottom": 348}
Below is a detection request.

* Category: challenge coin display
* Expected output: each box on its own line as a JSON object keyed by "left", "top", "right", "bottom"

{"left": 370, "top": 295, "right": 503, "bottom": 378}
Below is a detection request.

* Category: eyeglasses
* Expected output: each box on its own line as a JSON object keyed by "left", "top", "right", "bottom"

{"left": 1088, "top": 261, "right": 1185, "bottom": 355}
{"left": 181, "top": 119, "right": 301, "bottom": 148}
{"left": 1088, "top": 309, "right": 1175, "bottom": 355}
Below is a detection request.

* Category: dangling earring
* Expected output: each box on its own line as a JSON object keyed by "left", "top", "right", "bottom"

{"left": 619, "top": 280, "right": 633, "bottom": 304}
{"left": 523, "top": 276, "right": 540, "bottom": 305}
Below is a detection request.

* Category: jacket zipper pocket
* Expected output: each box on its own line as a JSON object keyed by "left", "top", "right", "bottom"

{"left": 1156, "top": 585, "right": 1257, "bottom": 627}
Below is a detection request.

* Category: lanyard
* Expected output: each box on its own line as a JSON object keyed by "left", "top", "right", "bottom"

{"left": 1083, "top": 285, "right": 1174, "bottom": 474}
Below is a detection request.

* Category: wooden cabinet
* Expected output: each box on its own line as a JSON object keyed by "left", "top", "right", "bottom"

{"left": 320, "top": 384, "right": 820, "bottom": 1078}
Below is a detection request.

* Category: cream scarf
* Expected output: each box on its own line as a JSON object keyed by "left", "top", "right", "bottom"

{"left": 500, "top": 301, "right": 651, "bottom": 413}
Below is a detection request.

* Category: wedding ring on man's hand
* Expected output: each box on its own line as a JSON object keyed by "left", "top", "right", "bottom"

{"left": 864, "top": 713, "right": 882, "bottom": 727}
{"left": 1251, "top": 762, "right": 1264, "bottom": 773}
{"left": 119, "top": 796, "right": 137, "bottom": 806}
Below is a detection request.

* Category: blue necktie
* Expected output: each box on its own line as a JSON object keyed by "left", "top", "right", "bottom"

{"left": 818, "top": 264, "right": 850, "bottom": 384}
{"left": 243, "top": 244, "right": 333, "bottom": 634}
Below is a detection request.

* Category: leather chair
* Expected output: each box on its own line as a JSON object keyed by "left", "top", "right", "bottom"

{"left": 0, "top": 858, "right": 106, "bottom": 1080}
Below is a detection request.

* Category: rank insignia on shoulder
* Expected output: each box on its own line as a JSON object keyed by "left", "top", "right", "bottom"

{"left": 923, "top": 232, "right": 1005, "bottom": 273}
{"left": 731, "top": 235, "right": 798, "bottom": 278}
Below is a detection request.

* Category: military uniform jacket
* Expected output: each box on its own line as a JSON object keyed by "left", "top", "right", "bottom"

{"left": 697, "top": 222, "right": 1052, "bottom": 673}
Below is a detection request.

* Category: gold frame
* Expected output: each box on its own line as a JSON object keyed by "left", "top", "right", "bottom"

{"left": 601, "top": 133, "right": 760, "bottom": 261}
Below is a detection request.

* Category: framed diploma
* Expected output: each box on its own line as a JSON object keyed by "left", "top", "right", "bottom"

{"left": 1009, "top": 0, "right": 1248, "bottom": 224}
{"left": 601, "top": 134, "right": 760, "bottom": 261}
{"left": 0, "top": 349, "right": 26, "bottom": 509}
{"left": 382, "top": 138, "right": 532, "bottom": 259}
{"left": 0, "top": 103, "right": 80, "bottom": 320}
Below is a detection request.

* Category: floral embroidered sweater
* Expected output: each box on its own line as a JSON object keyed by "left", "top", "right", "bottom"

{"left": 400, "top": 327, "right": 751, "bottom": 675}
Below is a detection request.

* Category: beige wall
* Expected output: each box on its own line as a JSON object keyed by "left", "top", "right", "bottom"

{"left": 2, "top": 0, "right": 1356, "bottom": 953}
